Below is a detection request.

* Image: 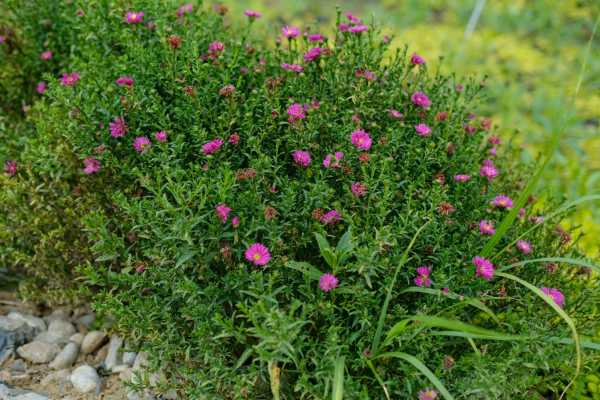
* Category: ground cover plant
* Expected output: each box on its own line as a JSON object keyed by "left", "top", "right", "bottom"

{"left": 1, "top": 1, "right": 600, "bottom": 399}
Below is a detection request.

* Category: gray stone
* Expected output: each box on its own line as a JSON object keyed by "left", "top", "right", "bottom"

{"left": 76, "top": 313, "right": 95, "bottom": 330}
{"left": 70, "top": 365, "right": 101, "bottom": 393}
{"left": 33, "top": 331, "right": 67, "bottom": 346}
{"left": 7, "top": 312, "right": 46, "bottom": 332}
{"left": 81, "top": 331, "right": 107, "bottom": 354}
{"left": 133, "top": 351, "right": 148, "bottom": 371}
{"left": 122, "top": 351, "right": 137, "bottom": 366}
{"left": 16, "top": 340, "right": 60, "bottom": 364}
{"left": 47, "top": 320, "right": 75, "bottom": 341}
{"left": 111, "top": 364, "right": 129, "bottom": 374}
{"left": 40, "top": 368, "right": 71, "bottom": 386}
{"left": 8, "top": 359, "right": 26, "bottom": 372}
{"left": 44, "top": 309, "right": 70, "bottom": 324}
{"left": 105, "top": 335, "right": 123, "bottom": 371}
{"left": 0, "top": 383, "right": 49, "bottom": 400}
{"left": 0, "top": 316, "right": 25, "bottom": 332}
{"left": 49, "top": 342, "right": 79, "bottom": 369}
{"left": 69, "top": 333, "right": 84, "bottom": 346}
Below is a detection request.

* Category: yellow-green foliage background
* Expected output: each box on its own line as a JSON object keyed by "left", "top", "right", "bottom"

{"left": 224, "top": 0, "right": 600, "bottom": 256}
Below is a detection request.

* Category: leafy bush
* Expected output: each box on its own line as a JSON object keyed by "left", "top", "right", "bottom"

{"left": 5, "top": 1, "right": 600, "bottom": 398}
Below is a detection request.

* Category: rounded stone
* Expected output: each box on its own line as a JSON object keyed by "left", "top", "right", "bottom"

{"left": 81, "top": 331, "right": 107, "bottom": 354}
{"left": 47, "top": 320, "right": 76, "bottom": 341}
{"left": 7, "top": 312, "right": 46, "bottom": 331}
{"left": 70, "top": 365, "right": 101, "bottom": 393}
{"left": 16, "top": 340, "right": 60, "bottom": 364}
{"left": 49, "top": 342, "right": 79, "bottom": 369}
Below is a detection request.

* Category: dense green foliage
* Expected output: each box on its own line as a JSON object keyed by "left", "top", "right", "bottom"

{"left": 1, "top": 1, "right": 599, "bottom": 399}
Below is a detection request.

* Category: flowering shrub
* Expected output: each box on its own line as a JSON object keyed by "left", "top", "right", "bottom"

{"left": 3, "top": 1, "right": 599, "bottom": 398}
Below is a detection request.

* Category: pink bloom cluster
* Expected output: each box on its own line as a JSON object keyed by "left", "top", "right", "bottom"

{"left": 479, "top": 220, "right": 495, "bottom": 235}
{"left": 473, "top": 256, "right": 494, "bottom": 280}
{"left": 321, "top": 210, "right": 341, "bottom": 225}
{"left": 351, "top": 182, "right": 368, "bottom": 197}
{"left": 202, "top": 139, "right": 224, "bottom": 155}
{"left": 418, "top": 388, "right": 439, "bottom": 400}
{"left": 516, "top": 240, "right": 532, "bottom": 254}
{"left": 323, "top": 152, "right": 343, "bottom": 168}
{"left": 415, "top": 123, "right": 431, "bottom": 137}
{"left": 40, "top": 51, "right": 53, "bottom": 61}
{"left": 116, "top": 76, "right": 134, "bottom": 87}
{"left": 319, "top": 273, "right": 339, "bottom": 292}
{"left": 245, "top": 243, "right": 271, "bottom": 266}
{"left": 454, "top": 174, "right": 471, "bottom": 182}
{"left": 282, "top": 26, "right": 300, "bottom": 39}
{"left": 540, "top": 287, "right": 565, "bottom": 308}
{"left": 411, "top": 91, "right": 431, "bottom": 108}
{"left": 155, "top": 131, "right": 167, "bottom": 142}
{"left": 60, "top": 72, "right": 80, "bottom": 86}
{"left": 125, "top": 11, "right": 144, "bottom": 24}
{"left": 133, "top": 136, "right": 151, "bottom": 153}
{"left": 215, "top": 204, "right": 232, "bottom": 223}
{"left": 36, "top": 82, "right": 47, "bottom": 94}
{"left": 491, "top": 195, "right": 513, "bottom": 209}
{"left": 4, "top": 160, "right": 17, "bottom": 176}
{"left": 109, "top": 117, "right": 127, "bottom": 138}
{"left": 244, "top": 10, "right": 261, "bottom": 19}
{"left": 287, "top": 103, "right": 306, "bottom": 123}
{"left": 176, "top": 4, "right": 193, "bottom": 17}
{"left": 304, "top": 47, "right": 324, "bottom": 62}
{"left": 350, "top": 129, "right": 372, "bottom": 151}
{"left": 307, "top": 33, "right": 325, "bottom": 42}
{"left": 411, "top": 52, "right": 425, "bottom": 65}
{"left": 388, "top": 109, "right": 403, "bottom": 119}
{"left": 479, "top": 159, "right": 498, "bottom": 181}
{"left": 414, "top": 266, "right": 431, "bottom": 287}
{"left": 281, "top": 63, "right": 303, "bottom": 73}
{"left": 292, "top": 150, "right": 311, "bottom": 167}
{"left": 83, "top": 157, "right": 101, "bottom": 174}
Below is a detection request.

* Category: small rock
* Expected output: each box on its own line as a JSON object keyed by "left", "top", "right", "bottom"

{"left": 44, "top": 309, "right": 70, "bottom": 324}
{"left": 70, "top": 365, "right": 101, "bottom": 393}
{"left": 7, "top": 312, "right": 46, "bottom": 331}
{"left": 49, "top": 342, "right": 79, "bottom": 369}
{"left": 93, "top": 343, "right": 109, "bottom": 365}
{"left": 133, "top": 351, "right": 148, "bottom": 371}
{"left": 81, "top": 331, "right": 107, "bottom": 354}
{"left": 41, "top": 368, "right": 71, "bottom": 386}
{"left": 123, "top": 351, "right": 137, "bottom": 366}
{"left": 8, "top": 358, "right": 27, "bottom": 372}
{"left": 105, "top": 335, "right": 123, "bottom": 370}
{"left": 119, "top": 367, "right": 133, "bottom": 382}
{"left": 0, "top": 316, "right": 24, "bottom": 331}
{"left": 33, "top": 331, "right": 67, "bottom": 345}
{"left": 112, "top": 364, "right": 129, "bottom": 374}
{"left": 0, "top": 383, "right": 49, "bottom": 400}
{"left": 69, "top": 333, "right": 84, "bottom": 345}
{"left": 76, "top": 313, "right": 95, "bottom": 331}
{"left": 16, "top": 340, "right": 60, "bottom": 364}
{"left": 47, "top": 320, "right": 76, "bottom": 341}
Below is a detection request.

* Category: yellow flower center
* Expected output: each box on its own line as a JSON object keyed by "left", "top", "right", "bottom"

{"left": 253, "top": 253, "right": 261, "bottom": 261}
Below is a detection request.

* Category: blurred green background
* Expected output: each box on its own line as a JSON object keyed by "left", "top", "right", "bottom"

{"left": 223, "top": 0, "right": 600, "bottom": 256}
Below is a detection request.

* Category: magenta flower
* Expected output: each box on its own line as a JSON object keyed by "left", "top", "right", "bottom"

{"left": 4, "top": 160, "right": 17, "bottom": 176}
{"left": 202, "top": 139, "right": 224, "bottom": 155}
{"left": 228, "top": 133, "right": 240, "bottom": 145}
{"left": 473, "top": 256, "right": 495, "bottom": 280}
{"left": 83, "top": 157, "right": 101, "bottom": 174}
{"left": 351, "top": 129, "right": 372, "bottom": 151}
{"left": 418, "top": 388, "right": 439, "bottom": 400}
{"left": 516, "top": 240, "right": 532, "bottom": 254}
{"left": 307, "top": 33, "right": 325, "bottom": 42}
{"left": 155, "top": 131, "right": 167, "bottom": 142}
{"left": 36, "top": 81, "right": 47, "bottom": 94}
{"left": 411, "top": 91, "right": 431, "bottom": 108}
{"left": 231, "top": 216, "right": 240, "bottom": 228}
{"left": 319, "top": 273, "right": 339, "bottom": 292}
{"left": 109, "top": 117, "right": 127, "bottom": 138}
{"left": 415, "top": 123, "right": 432, "bottom": 137}
{"left": 349, "top": 24, "right": 368, "bottom": 33}
{"left": 338, "top": 23, "right": 350, "bottom": 32}
{"left": 304, "top": 47, "right": 324, "bottom": 62}
{"left": 454, "top": 174, "right": 471, "bottom": 182}
{"left": 115, "top": 76, "right": 134, "bottom": 87}
{"left": 388, "top": 109, "right": 403, "bottom": 119}
{"left": 292, "top": 150, "right": 311, "bottom": 167}
{"left": 133, "top": 136, "right": 151, "bottom": 153}
{"left": 208, "top": 41, "right": 224, "bottom": 54}
{"left": 479, "top": 160, "right": 498, "bottom": 181}
{"left": 489, "top": 147, "right": 497, "bottom": 156}
{"left": 287, "top": 103, "right": 306, "bottom": 122}
{"left": 321, "top": 210, "right": 341, "bottom": 225}
{"left": 411, "top": 52, "right": 425, "bottom": 65}
{"left": 40, "top": 50, "right": 53, "bottom": 61}
{"left": 414, "top": 266, "right": 432, "bottom": 287}
{"left": 518, "top": 208, "right": 526, "bottom": 219}
{"left": 351, "top": 182, "right": 368, "bottom": 197}
{"left": 491, "top": 195, "right": 513, "bottom": 209}
{"left": 479, "top": 220, "right": 495, "bottom": 235}
{"left": 245, "top": 243, "right": 271, "bottom": 266}
{"left": 540, "top": 287, "right": 565, "bottom": 308}
{"left": 281, "top": 63, "right": 304, "bottom": 72}
{"left": 0, "top": 35, "right": 5, "bottom": 44}
{"left": 282, "top": 26, "right": 300, "bottom": 39}
{"left": 488, "top": 135, "right": 501, "bottom": 145}
{"left": 215, "top": 204, "right": 232, "bottom": 223}
{"left": 176, "top": 4, "right": 193, "bottom": 17}
{"left": 125, "top": 11, "right": 144, "bottom": 24}
{"left": 244, "top": 10, "right": 261, "bottom": 19}
{"left": 60, "top": 72, "right": 80, "bottom": 86}
{"left": 345, "top": 12, "right": 362, "bottom": 23}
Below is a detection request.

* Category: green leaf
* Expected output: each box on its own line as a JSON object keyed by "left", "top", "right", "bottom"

{"left": 336, "top": 227, "right": 353, "bottom": 255}
{"left": 332, "top": 356, "right": 345, "bottom": 400}
{"left": 498, "top": 256, "right": 600, "bottom": 275}
{"left": 285, "top": 261, "right": 323, "bottom": 280}
{"left": 375, "top": 352, "right": 454, "bottom": 400}
{"left": 176, "top": 249, "right": 197, "bottom": 268}
{"left": 95, "top": 253, "right": 117, "bottom": 262}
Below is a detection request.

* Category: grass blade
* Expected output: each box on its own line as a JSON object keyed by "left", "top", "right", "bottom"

{"left": 496, "top": 271, "right": 581, "bottom": 399}
{"left": 375, "top": 352, "right": 455, "bottom": 400}
{"left": 498, "top": 256, "right": 600, "bottom": 274}
{"left": 332, "top": 356, "right": 345, "bottom": 400}
{"left": 371, "top": 220, "right": 430, "bottom": 354}
{"left": 365, "top": 359, "right": 391, "bottom": 400}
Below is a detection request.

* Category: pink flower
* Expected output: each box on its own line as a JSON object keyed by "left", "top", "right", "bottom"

{"left": 319, "top": 273, "right": 339, "bottom": 292}
{"left": 4, "top": 160, "right": 17, "bottom": 176}
{"left": 116, "top": 76, "right": 134, "bottom": 87}
{"left": 281, "top": 63, "right": 304, "bottom": 72}
{"left": 304, "top": 47, "right": 324, "bottom": 62}
{"left": 491, "top": 195, "right": 513, "bottom": 209}
{"left": 60, "top": 72, "right": 80, "bottom": 86}
{"left": 454, "top": 174, "right": 471, "bottom": 182}
{"left": 411, "top": 52, "right": 425, "bottom": 65}
{"left": 83, "top": 157, "right": 101, "bottom": 174}
{"left": 418, "top": 388, "right": 439, "bottom": 400}
{"left": 321, "top": 209, "right": 341, "bottom": 225}
{"left": 231, "top": 216, "right": 240, "bottom": 228}
{"left": 345, "top": 12, "right": 362, "bottom": 23}
{"left": 0, "top": 36, "right": 5, "bottom": 44}
{"left": 202, "top": 139, "right": 224, "bottom": 155}
{"left": 349, "top": 24, "right": 368, "bottom": 33}
{"left": 479, "top": 160, "right": 498, "bottom": 181}
{"left": 338, "top": 23, "right": 350, "bottom": 32}
{"left": 228, "top": 133, "right": 239, "bottom": 144}
{"left": 415, "top": 123, "right": 432, "bottom": 137}
{"left": 215, "top": 204, "right": 232, "bottom": 223}
{"left": 516, "top": 240, "right": 532, "bottom": 254}
{"left": 518, "top": 208, "right": 526, "bottom": 219}
{"left": 411, "top": 91, "right": 431, "bottom": 108}
{"left": 473, "top": 256, "right": 495, "bottom": 280}
{"left": 489, "top": 147, "right": 497, "bottom": 156}
{"left": 125, "top": 11, "right": 144, "bottom": 24}
{"left": 155, "top": 131, "right": 167, "bottom": 142}
{"left": 244, "top": 10, "right": 261, "bottom": 19}
{"left": 292, "top": 150, "right": 311, "bottom": 167}
{"left": 351, "top": 129, "right": 372, "bottom": 151}
{"left": 323, "top": 152, "right": 343, "bottom": 169}
{"left": 540, "top": 287, "right": 565, "bottom": 308}
{"left": 282, "top": 26, "right": 300, "bottom": 39}
{"left": 488, "top": 135, "right": 501, "bottom": 145}
{"left": 414, "top": 266, "right": 432, "bottom": 287}
{"left": 133, "top": 136, "right": 151, "bottom": 153}
{"left": 388, "top": 109, "right": 403, "bottom": 119}
{"left": 245, "top": 243, "right": 271, "bottom": 266}
{"left": 208, "top": 41, "right": 224, "bottom": 54}
{"left": 479, "top": 220, "right": 495, "bottom": 235}
{"left": 40, "top": 51, "right": 53, "bottom": 60}
{"left": 287, "top": 103, "right": 306, "bottom": 122}
{"left": 176, "top": 4, "right": 193, "bottom": 17}
{"left": 109, "top": 117, "right": 127, "bottom": 138}
{"left": 36, "top": 81, "right": 47, "bottom": 94}
{"left": 322, "top": 155, "right": 332, "bottom": 168}
{"left": 351, "top": 182, "right": 368, "bottom": 197}
{"left": 307, "top": 33, "right": 325, "bottom": 42}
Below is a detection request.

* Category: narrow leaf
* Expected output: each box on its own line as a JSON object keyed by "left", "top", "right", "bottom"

{"left": 332, "top": 356, "right": 345, "bottom": 400}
